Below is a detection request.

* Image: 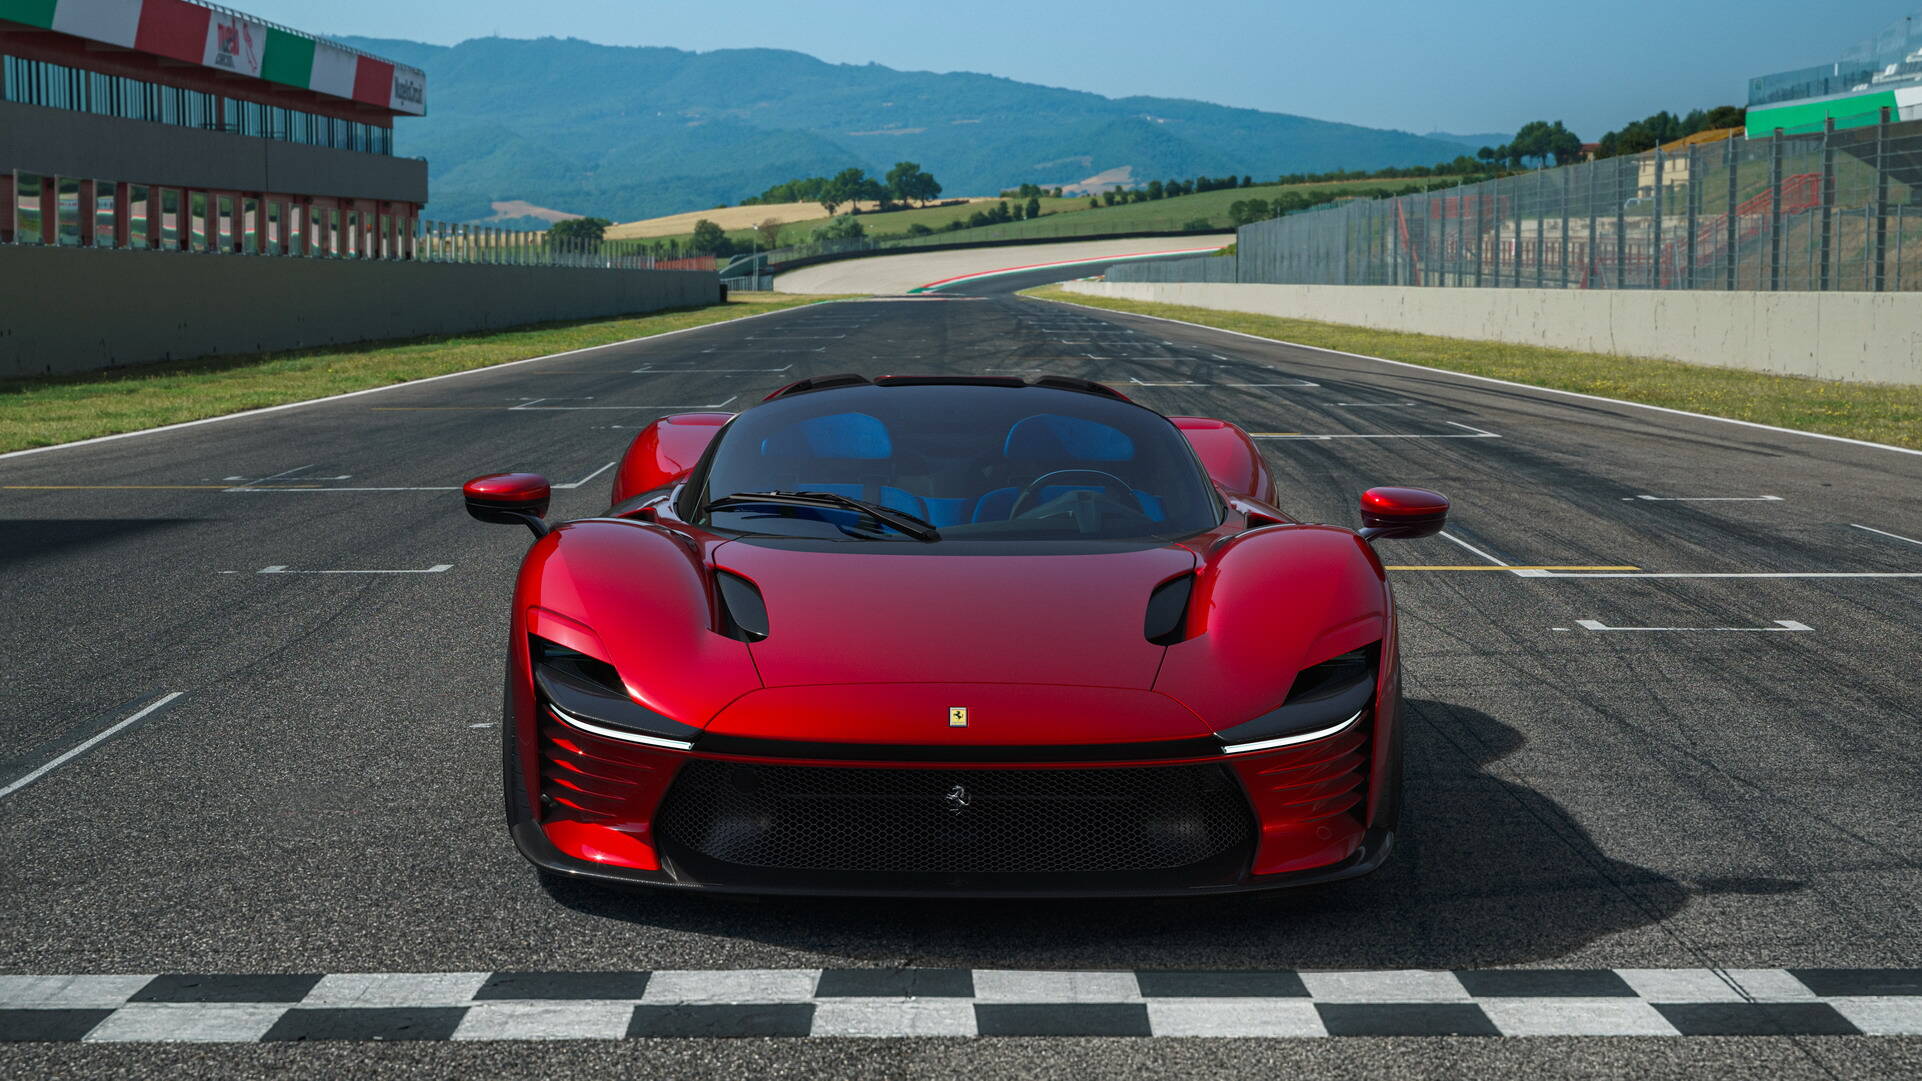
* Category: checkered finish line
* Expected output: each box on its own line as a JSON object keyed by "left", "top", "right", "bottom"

{"left": 3, "top": 969, "right": 1920, "bottom": 1041}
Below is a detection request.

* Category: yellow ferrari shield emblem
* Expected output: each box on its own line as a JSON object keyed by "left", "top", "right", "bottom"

{"left": 948, "top": 707, "right": 969, "bottom": 728}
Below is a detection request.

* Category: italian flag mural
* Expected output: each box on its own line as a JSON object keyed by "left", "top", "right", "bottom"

{"left": 0, "top": 0, "right": 425, "bottom": 114}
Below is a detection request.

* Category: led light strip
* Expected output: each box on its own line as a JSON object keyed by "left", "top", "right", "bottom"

{"left": 1219, "top": 709, "right": 1365, "bottom": 756}
{"left": 546, "top": 705, "right": 695, "bottom": 751}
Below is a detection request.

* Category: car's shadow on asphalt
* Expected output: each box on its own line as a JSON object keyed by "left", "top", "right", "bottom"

{"left": 543, "top": 699, "right": 1712, "bottom": 968}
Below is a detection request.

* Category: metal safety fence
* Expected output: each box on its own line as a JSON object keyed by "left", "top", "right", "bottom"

{"left": 1110, "top": 109, "right": 1922, "bottom": 292}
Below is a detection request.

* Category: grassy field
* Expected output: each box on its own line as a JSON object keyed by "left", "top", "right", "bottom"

{"left": 629, "top": 177, "right": 1454, "bottom": 252}
{"left": 1023, "top": 286, "right": 1922, "bottom": 450}
{"left": 0, "top": 293, "right": 852, "bottom": 455}
{"left": 604, "top": 198, "right": 1006, "bottom": 241}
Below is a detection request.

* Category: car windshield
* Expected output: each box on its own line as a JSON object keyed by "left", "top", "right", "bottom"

{"left": 688, "top": 384, "right": 1221, "bottom": 543}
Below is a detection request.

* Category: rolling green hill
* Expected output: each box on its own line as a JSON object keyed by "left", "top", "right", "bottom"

{"left": 342, "top": 35, "right": 1477, "bottom": 224}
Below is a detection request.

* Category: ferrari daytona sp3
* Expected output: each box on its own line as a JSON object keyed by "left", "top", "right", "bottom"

{"left": 464, "top": 373, "right": 1447, "bottom": 895}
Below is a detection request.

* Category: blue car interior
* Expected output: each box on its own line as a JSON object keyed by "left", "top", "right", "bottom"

{"left": 756, "top": 411, "right": 1168, "bottom": 528}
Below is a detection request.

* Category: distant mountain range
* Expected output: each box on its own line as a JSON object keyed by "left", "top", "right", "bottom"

{"left": 1423, "top": 131, "right": 1513, "bottom": 151}
{"left": 342, "top": 35, "right": 1483, "bottom": 224}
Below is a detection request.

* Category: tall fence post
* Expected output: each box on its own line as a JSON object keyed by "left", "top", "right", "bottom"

{"left": 1819, "top": 118, "right": 1836, "bottom": 290}
{"left": 1587, "top": 168, "right": 1599, "bottom": 288}
{"left": 1875, "top": 106, "right": 1892, "bottom": 291}
{"left": 1560, "top": 167, "right": 1572, "bottom": 288}
{"left": 1768, "top": 128, "right": 1785, "bottom": 291}
{"left": 1615, "top": 157, "right": 1628, "bottom": 289}
{"left": 1651, "top": 148, "right": 1665, "bottom": 288}
{"left": 1684, "top": 143, "right": 1700, "bottom": 289}
{"left": 1490, "top": 181, "right": 1503, "bottom": 286}
{"left": 1725, "top": 137, "right": 1739, "bottom": 290}
{"left": 1472, "top": 188, "right": 1484, "bottom": 287}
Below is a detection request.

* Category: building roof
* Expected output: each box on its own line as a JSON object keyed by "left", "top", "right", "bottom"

{"left": 1, "top": 0, "right": 424, "bottom": 116}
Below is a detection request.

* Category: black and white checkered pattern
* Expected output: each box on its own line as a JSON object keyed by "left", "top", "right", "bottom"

{"left": 3, "top": 969, "right": 1919, "bottom": 1040}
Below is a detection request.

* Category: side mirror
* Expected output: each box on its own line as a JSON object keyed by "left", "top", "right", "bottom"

{"left": 464, "top": 473, "right": 552, "bottom": 538}
{"left": 1359, "top": 486, "right": 1448, "bottom": 542}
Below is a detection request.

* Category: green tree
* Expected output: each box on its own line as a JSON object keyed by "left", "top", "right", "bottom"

{"left": 1025, "top": 196, "right": 1042, "bottom": 220}
{"left": 548, "top": 216, "right": 611, "bottom": 245}
{"left": 811, "top": 214, "right": 866, "bottom": 242}
{"left": 1147, "top": 180, "right": 1165, "bottom": 200}
{"left": 689, "top": 219, "right": 732, "bottom": 257}
{"left": 753, "top": 218, "right": 784, "bottom": 249}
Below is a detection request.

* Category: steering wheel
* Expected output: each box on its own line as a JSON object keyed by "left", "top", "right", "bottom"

{"left": 1007, "top": 468, "right": 1141, "bottom": 521}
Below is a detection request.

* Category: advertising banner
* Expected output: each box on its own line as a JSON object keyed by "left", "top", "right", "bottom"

{"left": 202, "top": 9, "right": 265, "bottom": 78}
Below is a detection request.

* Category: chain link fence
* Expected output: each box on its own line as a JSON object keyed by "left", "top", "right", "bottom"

{"left": 1110, "top": 110, "right": 1922, "bottom": 292}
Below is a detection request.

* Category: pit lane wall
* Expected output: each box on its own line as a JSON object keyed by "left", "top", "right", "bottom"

{"left": 1, "top": 246, "right": 722, "bottom": 377}
{"left": 1059, "top": 281, "right": 1922, "bottom": 386}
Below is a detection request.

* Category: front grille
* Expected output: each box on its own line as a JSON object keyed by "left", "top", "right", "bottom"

{"left": 654, "top": 760, "right": 1253, "bottom": 877}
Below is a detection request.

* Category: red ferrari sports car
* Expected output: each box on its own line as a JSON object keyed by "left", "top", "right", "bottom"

{"left": 464, "top": 374, "right": 1447, "bottom": 895}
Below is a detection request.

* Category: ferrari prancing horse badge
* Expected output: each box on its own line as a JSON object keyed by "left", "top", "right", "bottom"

{"left": 948, "top": 707, "right": 968, "bottom": 728}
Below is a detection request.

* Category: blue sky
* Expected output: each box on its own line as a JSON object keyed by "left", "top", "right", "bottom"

{"left": 248, "top": 0, "right": 1903, "bottom": 139}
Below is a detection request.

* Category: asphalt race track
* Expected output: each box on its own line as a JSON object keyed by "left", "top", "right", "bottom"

{"left": 3, "top": 266, "right": 1921, "bottom": 1079}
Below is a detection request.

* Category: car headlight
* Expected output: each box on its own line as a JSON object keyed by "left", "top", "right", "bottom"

{"left": 1215, "top": 643, "right": 1377, "bottom": 754}
{"left": 530, "top": 635, "right": 700, "bottom": 750}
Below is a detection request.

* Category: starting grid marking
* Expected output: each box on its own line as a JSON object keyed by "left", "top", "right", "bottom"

{"left": 3, "top": 969, "right": 1918, "bottom": 1041}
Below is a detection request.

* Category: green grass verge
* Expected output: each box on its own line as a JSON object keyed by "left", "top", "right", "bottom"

{"left": 1023, "top": 285, "right": 1922, "bottom": 450}
{"left": 0, "top": 293, "right": 856, "bottom": 455}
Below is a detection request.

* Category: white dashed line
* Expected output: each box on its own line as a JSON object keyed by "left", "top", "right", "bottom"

{"left": 0, "top": 692, "right": 183, "bottom": 800}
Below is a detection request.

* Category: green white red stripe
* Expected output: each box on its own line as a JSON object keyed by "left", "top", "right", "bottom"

{"left": 0, "top": 0, "right": 424, "bottom": 114}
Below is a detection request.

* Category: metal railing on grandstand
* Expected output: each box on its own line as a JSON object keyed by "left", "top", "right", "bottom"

{"left": 1, "top": 171, "right": 657, "bottom": 269}
{"left": 1108, "top": 109, "right": 1922, "bottom": 293}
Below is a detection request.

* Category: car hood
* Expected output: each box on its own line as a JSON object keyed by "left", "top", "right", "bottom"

{"left": 713, "top": 540, "right": 1196, "bottom": 690}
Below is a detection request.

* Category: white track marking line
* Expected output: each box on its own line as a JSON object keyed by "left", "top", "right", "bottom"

{"left": 1833, "top": 999, "right": 1922, "bottom": 1035}
{"left": 811, "top": 1000, "right": 979, "bottom": 1038}
{"left": 557, "top": 461, "right": 617, "bottom": 489}
{"left": 1298, "top": 971, "right": 1471, "bottom": 1003}
{"left": 634, "top": 365, "right": 791, "bottom": 374}
{"left": 452, "top": 1002, "right": 636, "bottom": 1041}
{"left": 84, "top": 1003, "right": 288, "bottom": 1043}
{"left": 1146, "top": 1000, "right": 1326, "bottom": 1037}
{"left": 1223, "top": 381, "right": 1319, "bottom": 388}
{"left": 222, "top": 464, "right": 313, "bottom": 492}
{"left": 1033, "top": 295, "right": 1922, "bottom": 458}
{"left": 1477, "top": 999, "right": 1679, "bottom": 1037}
{"left": 0, "top": 692, "right": 182, "bottom": 800}
{"left": 509, "top": 395, "right": 737, "bottom": 411}
{"left": 0, "top": 302, "right": 843, "bottom": 462}
{"left": 1572, "top": 619, "right": 1812, "bottom": 632}
{"left": 643, "top": 970, "right": 820, "bottom": 1004}
{"left": 1632, "top": 494, "right": 1784, "bottom": 502}
{"left": 303, "top": 973, "right": 491, "bottom": 1008}
{"left": 1337, "top": 401, "right": 1420, "bottom": 407}
{"left": 1514, "top": 569, "right": 1922, "bottom": 579}
{"left": 0, "top": 975, "right": 156, "bottom": 1009}
{"left": 1438, "top": 531, "right": 1510, "bottom": 566}
{"left": 1250, "top": 421, "right": 1498, "bottom": 440}
{"left": 1615, "top": 970, "right": 1750, "bottom": 1003}
{"left": 251, "top": 565, "right": 453, "bottom": 575}
{"left": 1852, "top": 523, "right": 1922, "bottom": 546}
{"left": 1128, "top": 378, "right": 1208, "bottom": 386}
{"left": 972, "top": 971, "right": 1141, "bottom": 1002}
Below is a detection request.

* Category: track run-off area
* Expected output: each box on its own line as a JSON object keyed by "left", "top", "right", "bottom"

{"left": 2, "top": 262, "right": 1920, "bottom": 1078}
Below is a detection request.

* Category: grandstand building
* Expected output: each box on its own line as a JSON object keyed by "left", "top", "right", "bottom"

{"left": 0, "top": 0, "right": 426, "bottom": 255}
{"left": 1748, "top": 9, "right": 1922, "bottom": 135}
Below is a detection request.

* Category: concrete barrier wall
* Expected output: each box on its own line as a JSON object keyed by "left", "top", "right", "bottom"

{"left": 1062, "top": 281, "right": 1922, "bottom": 386}
{"left": 1, "top": 246, "right": 722, "bottom": 377}
{"left": 1, "top": 102, "right": 428, "bottom": 204}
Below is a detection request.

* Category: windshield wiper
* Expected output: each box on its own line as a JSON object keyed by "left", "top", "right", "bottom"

{"left": 703, "top": 490, "right": 941, "bottom": 542}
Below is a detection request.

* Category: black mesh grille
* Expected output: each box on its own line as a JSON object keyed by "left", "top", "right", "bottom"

{"left": 655, "top": 760, "right": 1253, "bottom": 876}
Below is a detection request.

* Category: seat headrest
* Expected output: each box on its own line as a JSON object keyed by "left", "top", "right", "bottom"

{"left": 1003, "top": 414, "right": 1135, "bottom": 461}
{"left": 760, "top": 412, "right": 893, "bottom": 460}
